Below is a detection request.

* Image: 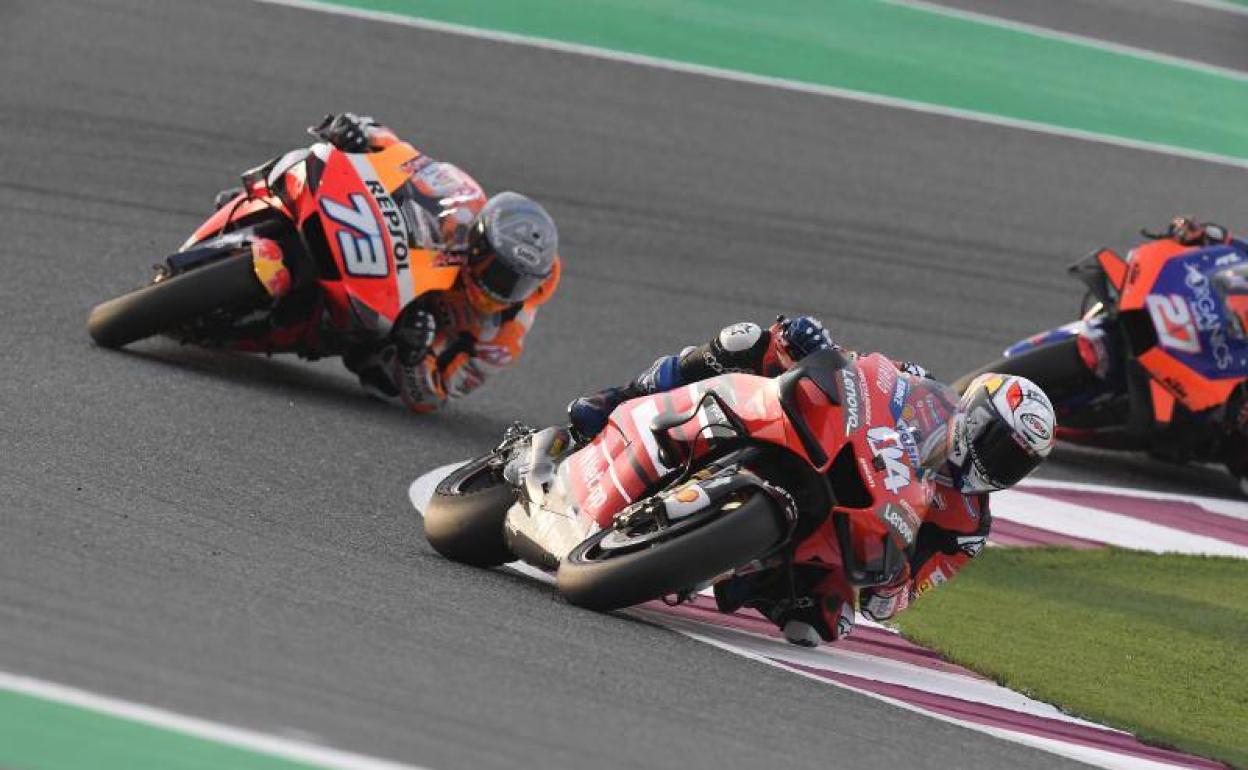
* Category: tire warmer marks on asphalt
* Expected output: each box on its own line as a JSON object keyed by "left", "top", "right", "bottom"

{"left": 408, "top": 468, "right": 1246, "bottom": 770}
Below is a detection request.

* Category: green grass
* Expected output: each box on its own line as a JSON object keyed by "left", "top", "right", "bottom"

{"left": 894, "top": 547, "right": 1248, "bottom": 768}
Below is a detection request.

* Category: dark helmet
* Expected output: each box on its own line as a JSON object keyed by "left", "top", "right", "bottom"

{"left": 463, "top": 192, "right": 558, "bottom": 313}
{"left": 947, "top": 374, "right": 1055, "bottom": 493}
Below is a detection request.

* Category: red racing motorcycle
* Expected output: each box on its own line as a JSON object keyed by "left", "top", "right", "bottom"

{"left": 423, "top": 348, "right": 955, "bottom": 617}
{"left": 87, "top": 126, "right": 460, "bottom": 356}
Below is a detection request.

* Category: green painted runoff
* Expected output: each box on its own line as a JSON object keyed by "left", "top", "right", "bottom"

{"left": 0, "top": 688, "right": 328, "bottom": 770}
{"left": 315, "top": 0, "right": 1248, "bottom": 160}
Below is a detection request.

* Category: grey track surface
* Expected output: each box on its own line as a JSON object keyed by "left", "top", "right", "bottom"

{"left": 923, "top": 0, "right": 1248, "bottom": 73}
{"left": 2, "top": 1, "right": 1246, "bottom": 769}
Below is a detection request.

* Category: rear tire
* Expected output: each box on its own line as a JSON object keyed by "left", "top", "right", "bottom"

{"left": 556, "top": 491, "right": 784, "bottom": 612}
{"left": 88, "top": 253, "right": 268, "bottom": 349}
{"left": 951, "top": 336, "right": 1094, "bottom": 403}
{"left": 423, "top": 456, "right": 517, "bottom": 567}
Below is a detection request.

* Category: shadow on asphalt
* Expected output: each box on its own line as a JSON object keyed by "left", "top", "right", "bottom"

{"left": 114, "top": 343, "right": 512, "bottom": 446}
{"left": 1045, "top": 444, "right": 1242, "bottom": 501}
{"left": 97, "top": 341, "right": 1248, "bottom": 504}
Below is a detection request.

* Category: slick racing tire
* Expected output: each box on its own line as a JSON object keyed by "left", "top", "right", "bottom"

{"left": 87, "top": 253, "right": 269, "bottom": 349}
{"left": 951, "top": 336, "right": 1094, "bottom": 405}
{"left": 423, "top": 455, "right": 517, "bottom": 568}
{"left": 556, "top": 491, "right": 785, "bottom": 612}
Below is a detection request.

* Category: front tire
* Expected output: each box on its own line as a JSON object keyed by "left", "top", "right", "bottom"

{"left": 423, "top": 455, "right": 517, "bottom": 567}
{"left": 87, "top": 253, "right": 268, "bottom": 349}
{"left": 556, "top": 491, "right": 785, "bottom": 612}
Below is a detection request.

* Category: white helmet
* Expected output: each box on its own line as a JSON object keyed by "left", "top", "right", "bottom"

{"left": 948, "top": 374, "right": 1055, "bottom": 493}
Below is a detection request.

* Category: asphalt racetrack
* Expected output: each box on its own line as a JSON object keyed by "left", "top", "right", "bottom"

{"left": 2, "top": 1, "right": 1247, "bottom": 768}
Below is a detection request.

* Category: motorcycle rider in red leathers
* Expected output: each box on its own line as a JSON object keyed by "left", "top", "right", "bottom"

{"left": 567, "top": 317, "right": 1057, "bottom": 646}
{"left": 232, "top": 113, "right": 561, "bottom": 412}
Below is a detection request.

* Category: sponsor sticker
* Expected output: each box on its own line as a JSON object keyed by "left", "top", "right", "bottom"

{"left": 875, "top": 362, "right": 896, "bottom": 395}
{"left": 577, "top": 448, "right": 609, "bottom": 514}
{"left": 839, "top": 368, "right": 862, "bottom": 433}
{"left": 857, "top": 457, "right": 878, "bottom": 489}
{"left": 890, "top": 377, "right": 909, "bottom": 421}
{"left": 878, "top": 502, "right": 917, "bottom": 547}
{"left": 664, "top": 484, "right": 710, "bottom": 519}
{"left": 1020, "top": 412, "right": 1050, "bottom": 441}
{"left": 1184, "top": 262, "right": 1232, "bottom": 369}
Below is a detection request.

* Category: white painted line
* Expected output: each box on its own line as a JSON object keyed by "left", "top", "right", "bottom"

{"left": 408, "top": 462, "right": 1212, "bottom": 769}
{"left": 630, "top": 607, "right": 1104, "bottom": 727}
{"left": 993, "top": 489, "right": 1248, "bottom": 558}
{"left": 0, "top": 671, "right": 435, "bottom": 770}
{"left": 648, "top": 615, "right": 1192, "bottom": 770}
{"left": 1021, "top": 477, "right": 1248, "bottom": 521}
{"left": 252, "top": 0, "right": 1248, "bottom": 170}
{"left": 883, "top": 0, "right": 1248, "bottom": 82}
{"left": 1169, "top": 0, "right": 1248, "bottom": 16}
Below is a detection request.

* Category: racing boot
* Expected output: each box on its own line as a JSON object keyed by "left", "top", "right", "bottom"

{"left": 568, "top": 386, "right": 637, "bottom": 443}
{"left": 567, "top": 354, "right": 684, "bottom": 442}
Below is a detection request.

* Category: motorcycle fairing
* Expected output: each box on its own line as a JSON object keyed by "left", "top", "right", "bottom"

{"left": 555, "top": 353, "right": 940, "bottom": 587}
{"left": 1129, "top": 244, "right": 1248, "bottom": 409}
{"left": 1096, "top": 248, "right": 1129, "bottom": 292}
{"left": 560, "top": 374, "right": 790, "bottom": 529}
{"left": 175, "top": 141, "right": 461, "bottom": 346}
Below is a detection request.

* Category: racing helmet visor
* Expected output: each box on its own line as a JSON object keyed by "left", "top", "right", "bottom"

{"left": 966, "top": 418, "right": 1041, "bottom": 491}
{"left": 470, "top": 252, "right": 544, "bottom": 306}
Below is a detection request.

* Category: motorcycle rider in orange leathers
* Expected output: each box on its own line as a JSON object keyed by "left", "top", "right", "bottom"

{"left": 228, "top": 113, "right": 561, "bottom": 412}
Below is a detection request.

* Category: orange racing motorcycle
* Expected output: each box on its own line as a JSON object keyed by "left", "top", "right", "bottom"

{"left": 953, "top": 237, "right": 1248, "bottom": 492}
{"left": 87, "top": 123, "right": 460, "bottom": 357}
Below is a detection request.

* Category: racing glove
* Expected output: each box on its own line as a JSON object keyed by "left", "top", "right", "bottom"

{"left": 315, "top": 112, "right": 374, "bottom": 153}
{"left": 1150, "top": 216, "right": 1231, "bottom": 247}
{"left": 778, "top": 315, "right": 833, "bottom": 359}
{"left": 897, "top": 361, "right": 932, "bottom": 379}
{"left": 393, "top": 307, "right": 437, "bottom": 363}
{"left": 567, "top": 353, "right": 683, "bottom": 442}
{"left": 398, "top": 353, "right": 447, "bottom": 413}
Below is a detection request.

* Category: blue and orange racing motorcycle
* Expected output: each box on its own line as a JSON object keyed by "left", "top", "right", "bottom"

{"left": 953, "top": 236, "right": 1248, "bottom": 494}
